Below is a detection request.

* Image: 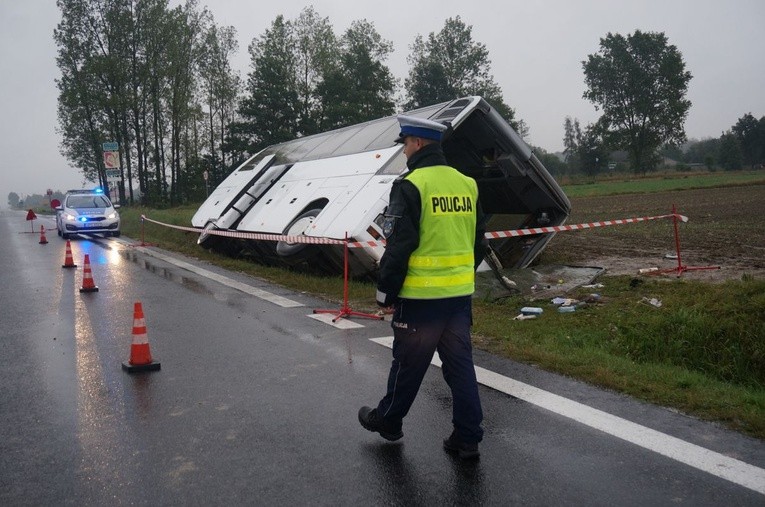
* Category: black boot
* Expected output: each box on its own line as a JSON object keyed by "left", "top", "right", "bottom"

{"left": 358, "top": 406, "right": 403, "bottom": 441}
{"left": 443, "top": 430, "right": 480, "bottom": 459}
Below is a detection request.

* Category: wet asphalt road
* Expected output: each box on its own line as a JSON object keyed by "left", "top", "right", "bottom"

{"left": 1, "top": 209, "right": 764, "bottom": 506}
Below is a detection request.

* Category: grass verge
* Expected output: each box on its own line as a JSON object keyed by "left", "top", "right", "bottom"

{"left": 121, "top": 204, "right": 765, "bottom": 439}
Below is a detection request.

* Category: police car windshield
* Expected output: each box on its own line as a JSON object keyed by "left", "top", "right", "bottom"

{"left": 68, "top": 195, "right": 111, "bottom": 208}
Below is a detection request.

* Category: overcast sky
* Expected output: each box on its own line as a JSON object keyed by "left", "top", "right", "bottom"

{"left": 1, "top": 0, "right": 764, "bottom": 204}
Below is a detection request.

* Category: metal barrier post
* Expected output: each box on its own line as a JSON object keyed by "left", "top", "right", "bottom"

{"left": 313, "top": 232, "right": 383, "bottom": 323}
{"left": 656, "top": 204, "right": 720, "bottom": 277}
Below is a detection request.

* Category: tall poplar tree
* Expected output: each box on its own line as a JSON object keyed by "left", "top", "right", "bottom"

{"left": 292, "top": 6, "right": 337, "bottom": 136}
{"left": 198, "top": 21, "right": 241, "bottom": 184}
{"left": 55, "top": 0, "right": 115, "bottom": 192}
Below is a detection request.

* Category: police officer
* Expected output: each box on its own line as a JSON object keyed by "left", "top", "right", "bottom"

{"left": 358, "top": 114, "right": 487, "bottom": 459}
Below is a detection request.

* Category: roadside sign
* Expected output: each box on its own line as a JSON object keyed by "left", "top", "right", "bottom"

{"left": 104, "top": 150, "right": 120, "bottom": 169}
{"left": 106, "top": 168, "right": 121, "bottom": 181}
{"left": 103, "top": 142, "right": 119, "bottom": 151}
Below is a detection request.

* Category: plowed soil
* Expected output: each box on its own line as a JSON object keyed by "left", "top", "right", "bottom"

{"left": 538, "top": 183, "right": 765, "bottom": 282}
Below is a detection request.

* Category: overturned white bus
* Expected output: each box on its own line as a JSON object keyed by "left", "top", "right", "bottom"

{"left": 191, "top": 96, "right": 571, "bottom": 278}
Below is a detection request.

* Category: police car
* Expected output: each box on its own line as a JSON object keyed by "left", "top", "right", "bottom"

{"left": 192, "top": 96, "right": 571, "bottom": 277}
{"left": 56, "top": 188, "right": 121, "bottom": 239}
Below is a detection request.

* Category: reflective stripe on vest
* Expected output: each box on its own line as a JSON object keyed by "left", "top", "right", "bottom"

{"left": 399, "top": 165, "right": 478, "bottom": 299}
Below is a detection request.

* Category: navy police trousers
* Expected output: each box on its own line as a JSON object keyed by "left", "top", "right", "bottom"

{"left": 376, "top": 295, "right": 484, "bottom": 443}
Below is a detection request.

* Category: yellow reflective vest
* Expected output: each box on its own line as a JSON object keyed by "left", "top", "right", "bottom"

{"left": 398, "top": 165, "right": 478, "bottom": 299}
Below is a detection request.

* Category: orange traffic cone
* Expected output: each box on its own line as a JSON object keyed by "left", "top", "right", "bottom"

{"left": 39, "top": 225, "right": 48, "bottom": 244}
{"left": 79, "top": 254, "right": 99, "bottom": 292}
{"left": 122, "top": 302, "right": 161, "bottom": 372}
{"left": 62, "top": 240, "right": 77, "bottom": 268}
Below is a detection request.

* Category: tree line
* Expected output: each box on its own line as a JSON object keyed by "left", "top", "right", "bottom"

{"left": 55, "top": 1, "right": 516, "bottom": 206}
{"left": 549, "top": 31, "right": 764, "bottom": 176}
{"left": 554, "top": 112, "right": 765, "bottom": 177}
{"left": 669, "top": 113, "right": 765, "bottom": 171}
{"left": 54, "top": 2, "right": 761, "bottom": 207}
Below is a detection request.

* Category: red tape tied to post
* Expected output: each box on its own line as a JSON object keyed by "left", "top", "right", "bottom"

{"left": 139, "top": 212, "right": 688, "bottom": 249}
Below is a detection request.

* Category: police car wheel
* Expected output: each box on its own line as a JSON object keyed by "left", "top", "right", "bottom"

{"left": 276, "top": 208, "right": 321, "bottom": 258}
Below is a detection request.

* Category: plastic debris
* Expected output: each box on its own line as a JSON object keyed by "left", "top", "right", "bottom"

{"left": 551, "top": 297, "right": 578, "bottom": 306}
{"left": 501, "top": 276, "right": 517, "bottom": 287}
{"left": 638, "top": 267, "right": 659, "bottom": 274}
{"left": 641, "top": 297, "right": 663, "bottom": 308}
{"left": 513, "top": 314, "right": 537, "bottom": 320}
{"left": 582, "top": 283, "right": 604, "bottom": 289}
{"left": 520, "top": 306, "right": 544, "bottom": 315}
{"left": 558, "top": 306, "right": 576, "bottom": 313}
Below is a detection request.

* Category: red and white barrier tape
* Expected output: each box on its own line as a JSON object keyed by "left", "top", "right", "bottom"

{"left": 140, "top": 212, "right": 688, "bottom": 249}
{"left": 140, "top": 215, "right": 345, "bottom": 245}
{"left": 484, "top": 213, "right": 687, "bottom": 240}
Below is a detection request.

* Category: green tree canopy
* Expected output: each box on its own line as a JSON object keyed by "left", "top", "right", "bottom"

{"left": 7, "top": 192, "right": 20, "bottom": 208}
{"left": 292, "top": 6, "right": 337, "bottom": 136}
{"left": 582, "top": 30, "right": 692, "bottom": 173}
{"left": 237, "top": 15, "right": 300, "bottom": 152}
{"left": 732, "top": 113, "right": 765, "bottom": 168}
{"left": 198, "top": 21, "right": 241, "bottom": 185}
{"left": 563, "top": 116, "right": 582, "bottom": 166}
{"left": 404, "top": 16, "right": 525, "bottom": 136}
{"left": 55, "top": 0, "right": 222, "bottom": 205}
{"left": 235, "top": 7, "right": 351, "bottom": 153}
{"left": 561, "top": 116, "right": 607, "bottom": 176}
{"left": 317, "top": 19, "right": 396, "bottom": 129}
{"left": 684, "top": 138, "right": 720, "bottom": 168}
{"left": 718, "top": 131, "right": 743, "bottom": 171}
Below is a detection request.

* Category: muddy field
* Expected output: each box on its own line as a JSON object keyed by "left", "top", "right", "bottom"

{"left": 537, "top": 183, "right": 765, "bottom": 282}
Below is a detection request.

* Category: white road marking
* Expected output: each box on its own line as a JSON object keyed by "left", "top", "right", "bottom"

{"left": 370, "top": 336, "right": 765, "bottom": 496}
{"left": 308, "top": 313, "right": 364, "bottom": 329}
{"left": 125, "top": 243, "right": 303, "bottom": 308}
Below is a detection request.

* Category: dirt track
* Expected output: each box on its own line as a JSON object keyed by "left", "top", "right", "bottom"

{"left": 539, "top": 184, "right": 765, "bottom": 282}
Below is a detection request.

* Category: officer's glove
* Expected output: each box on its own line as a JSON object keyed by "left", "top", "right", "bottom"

{"left": 376, "top": 289, "right": 397, "bottom": 307}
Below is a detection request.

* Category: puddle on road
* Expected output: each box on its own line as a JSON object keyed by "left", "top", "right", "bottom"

{"left": 119, "top": 249, "right": 220, "bottom": 299}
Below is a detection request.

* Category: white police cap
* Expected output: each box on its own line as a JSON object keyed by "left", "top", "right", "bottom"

{"left": 394, "top": 115, "right": 448, "bottom": 143}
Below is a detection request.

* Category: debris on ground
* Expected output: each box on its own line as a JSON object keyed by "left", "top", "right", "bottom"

{"left": 640, "top": 297, "right": 663, "bottom": 308}
{"left": 582, "top": 293, "right": 602, "bottom": 304}
{"left": 475, "top": 265, "right": 605, "bottom": 301}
